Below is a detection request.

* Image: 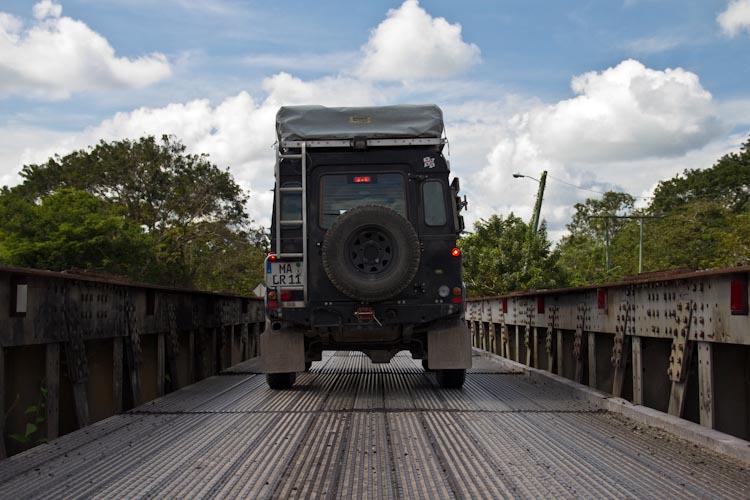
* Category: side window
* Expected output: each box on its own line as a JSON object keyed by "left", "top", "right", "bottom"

{"left": 422, "top": 180, "right": 447, "bottom": 226}
{"left": 280, "top": 182, "right": 302, "bottom": 222}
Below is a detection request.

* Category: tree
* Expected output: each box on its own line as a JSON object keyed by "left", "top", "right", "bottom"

{"left": 651, "top": 135, "right": 750, "bottom": 214}
{"left": 0, "top": 188, "right": 150, "bottom": 275}
{"left": 3, "top": 136, "right": 266, "bottom": 291}
{"left": 557, "top": 192, "right": 637, "bottom": 285}
{"left": 459, "top": 214, "right": 567, "bottom": 296}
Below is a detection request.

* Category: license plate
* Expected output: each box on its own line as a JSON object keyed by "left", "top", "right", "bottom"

{"left": 266, "top": 261, "right": 304, "bottom": 287}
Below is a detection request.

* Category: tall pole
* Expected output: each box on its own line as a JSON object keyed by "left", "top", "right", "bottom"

{"left": 524, "top": 171, "right": 547, "bottom": 270}
{"left": 605, "top": 217, "right": 610, "bottom": 272}
{"left": 638, "top": 218, "right": 644, "bottom": 274}
{"left": 530, "top": 171, "right": 547, "bottom": 234}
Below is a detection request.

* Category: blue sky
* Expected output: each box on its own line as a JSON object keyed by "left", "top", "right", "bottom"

{"left": 1, "top": 0, "right": 749, "bottom": 237}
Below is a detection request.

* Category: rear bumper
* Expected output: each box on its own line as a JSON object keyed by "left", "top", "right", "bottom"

{"left": 267, "top": 301, "right": 463, "bottom": 329}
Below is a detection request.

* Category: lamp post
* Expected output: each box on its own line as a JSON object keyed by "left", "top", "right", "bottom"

{"left": 513, "top": 171, "right": 547, "bottom": 270}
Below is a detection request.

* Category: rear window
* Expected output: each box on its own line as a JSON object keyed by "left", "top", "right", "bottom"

{"left": 422, "top": 180, "right": 447, "bottom": 226}
{"left": 320, "top": 173, "right": 406, "bottom": 228}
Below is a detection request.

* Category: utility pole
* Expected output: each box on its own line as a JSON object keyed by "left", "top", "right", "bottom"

{"left": 588, "top": 214, "right": 663, "bottom": 273}
{"left": 514, "top": 171, "right": 547, "bottom": 271}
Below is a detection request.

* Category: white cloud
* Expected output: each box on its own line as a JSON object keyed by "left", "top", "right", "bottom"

{"left": 527, "top": 59, "right": 721, "bottom": 163}
{"left": 0, "top": 1, "right": 171, "bottom": 100}
{"left": 718, "top": 0, "right": 750, "bottom": 37}
{"left": 466, "top": 60, "right": 727, "bottom": 239}
{"left": 32, "top": 0, "right": 62, "bottom": 20}
{"left": 625, "top": 35, "right": 683, "bottom": 54}
{"left": 356, "top": 0, "right": 480, "bottom": 81}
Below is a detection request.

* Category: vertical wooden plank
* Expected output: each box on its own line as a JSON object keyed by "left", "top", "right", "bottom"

{"left": 188, "top": 331, "right": 195, "bottom": 383}
{"left": 532, "top": 327, "right": 539, "bottom": 368}
{"left": 157, "top": 333, "right": 165, "bottom": 397}
{"left": 587, "top": 332, "right": 597, "bottom": 389}
{"left": 0, "top": 347, "right": 6, "bottom": 459}
{"left": 525, "top": 326, "right": 532, "bottom": 367}
{"left": 631, "top": 336, "right": 643, "bottom": 405}
{"left": 668, "top": 340, "right": 694, "bottom": 417}
{"left": 211, "top": 329, "right": 217, "bottom": 375}
{"left": 698, "top": 342, "right": 714, "bottom": 428}
{"left": 112, "top": 338, "right": 123, "bottom": 414}
{"left": 514, "top": 325, "right": 520, "bottom": 363}
{"left": 230, "top": 325, "right": 237, "bottom": 367}
{"left": 547, "top": 329, "right": 555, "bottom": 373}
{"left": 556, "top": 330, "right": 564, "bottom": 376}
{"left": 45, "top": 343, "right": 60, "bottom": 440}
{"left": 612, "top": 336, "right": 630, "bottom": 398}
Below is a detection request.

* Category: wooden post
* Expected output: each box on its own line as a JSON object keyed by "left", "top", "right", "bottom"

{"left": 587, "top": 332, "right": 597, "bottom": 389}
{"left": 697, "top": 342, "right": 715, "bottom": 428}
{"left": 631, "top": 337, "right": 643, "bottom": 405}
{"left": 532, "top": 327, "right": 539, "bottom": 368}
{"left": 514, "top": 325, "right": 521, "bottom": 363}
{"left": 0, "top": 347, "right": 6, "bottom": 459}
{"left": 525, "top": 326, "right": 532, "bottom": 367}
{"left": 188, "top": 331, "right": 195, "bottom": 383}
{"left": 112, "top": 338, "right": 123, "bottom": 414}
{"left": 612, "top": 336, "right": 630, "bottom": 399}
{"left": 157, "top": 333, "right": 165, "bottom": 397}
{"left": 45, "top": 343, "right": 60, "bottom": 440}
{"left": 546, "top": 329, "right": 555, "bottom": 373}
{"left": 556, "top": 330, "right": 564, "bottom": 376}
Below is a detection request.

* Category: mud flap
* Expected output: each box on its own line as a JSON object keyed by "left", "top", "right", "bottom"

{"left": 428, "top": 320, "right": 472, "bottom": 369}
{"left": 260, "top": 322, "right": 305, "bottom": 373}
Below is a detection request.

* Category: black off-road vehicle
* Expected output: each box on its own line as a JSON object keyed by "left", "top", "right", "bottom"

{"left": 261, "top": 105, "right": 471, "bottom": 389}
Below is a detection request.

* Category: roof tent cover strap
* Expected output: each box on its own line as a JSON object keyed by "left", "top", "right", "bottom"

{"left": 276, "top": 104, "right": 444, "bottom": 142}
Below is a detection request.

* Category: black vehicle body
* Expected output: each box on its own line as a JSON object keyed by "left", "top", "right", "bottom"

{"left": 261, "top": 105, "right": 471, "bottom": 389}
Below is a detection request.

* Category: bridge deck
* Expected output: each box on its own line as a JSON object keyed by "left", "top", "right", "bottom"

{"left": 0, "top": 352, "right": 747, "bottom": 499}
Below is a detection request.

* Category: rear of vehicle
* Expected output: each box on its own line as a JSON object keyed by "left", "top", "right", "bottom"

{"left": 261, "top": 105, "right": 471, "bottom": 389}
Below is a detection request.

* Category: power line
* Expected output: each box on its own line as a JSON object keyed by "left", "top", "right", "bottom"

{"left": 545, "top": 173, "right": 652, "bottom": 200}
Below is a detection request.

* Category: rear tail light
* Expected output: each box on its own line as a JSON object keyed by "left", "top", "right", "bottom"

{"left": 280, "top": 290, "right": 292, "bottom": 301}
{"left": 451, "top": 247, "right": 461, "bottom": 257}
{"left": 730, "top": 278, "right": 748, "bottom": 315}
{"left": 268, "top": 253, "right": 278, "bottom": 262}
{"left": 268, "top": 291, "right": 277, "bottom": 300}
{"left": 452, "top": 287, "right": 462, "bottom": 296}
{"left": 267, "top": 301, "right": 279, "bottom": 309}
{"left": 451, "top": 297, "right": 462, "bottom": 304}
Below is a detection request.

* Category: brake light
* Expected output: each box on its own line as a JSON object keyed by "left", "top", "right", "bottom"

{"left": 354, "top": 176, "right": 371, "bottom": 183}
{"left": 451, "top": 247, "right": 461, "bottom": 257}
{"left": 280, "top": 290, "right": 292, "bottom": 301}
{"left": 451, "top": 297, "right": 462, "bottom": 304}
{"left": 267, "top": 301, "right": 279, "bottom": 308}
{"left": 268, "top": 253, "right": 278, "bottom": 262}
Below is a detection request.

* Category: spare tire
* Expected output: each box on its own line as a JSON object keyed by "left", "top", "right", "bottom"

{"left": 322, "top": 205, "right": 420, "bottom": 302}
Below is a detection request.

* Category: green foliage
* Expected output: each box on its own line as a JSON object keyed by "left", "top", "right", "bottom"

{"left": 557, "top": 192, "right": 637, "bottom": 285}
{"left": 1, "top": 136, "right": 266, "bottom": 292}
{"left": 0, "top": 188, "right": 150, "bottom": 275}
{"left": 651, "top": 136, "right": 750, "bottom": 214}
{"left": 7, "top": 385, "right": 47, "bottom": 446}
{"left": 459, "top": 214, "right": 567, "bottom": 296}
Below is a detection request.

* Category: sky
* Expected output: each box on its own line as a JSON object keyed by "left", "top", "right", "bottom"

{"left": 1, "top": 0, "right": 750, "bottom": 240}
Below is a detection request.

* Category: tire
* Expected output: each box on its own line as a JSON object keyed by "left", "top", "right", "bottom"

{"left": 322, "top": 205, "right": 420, "bottom": 302}
{"left": 436, "top": 369, "right": 465, "bottom": 389}
{"left": 421, "top": 359, "right": 433, "bottom": 372}
{"left": 266, "top": 372, "right": 296, "bottom": 390}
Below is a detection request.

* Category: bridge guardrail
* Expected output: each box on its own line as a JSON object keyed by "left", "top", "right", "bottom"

{"left": 0, "top": 266, "right": 264, "bottom": 458}
{"left": 466, "top": 266, "right": 750, "bottom": 442}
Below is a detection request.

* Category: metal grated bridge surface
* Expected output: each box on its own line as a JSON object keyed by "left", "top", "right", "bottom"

{"left": 0, "top": 352, "right": 748, "bottom": 499}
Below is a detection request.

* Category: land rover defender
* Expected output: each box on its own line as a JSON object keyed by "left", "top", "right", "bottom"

{"left": 261, "top": 105, "right": 472, "bottom": 389}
